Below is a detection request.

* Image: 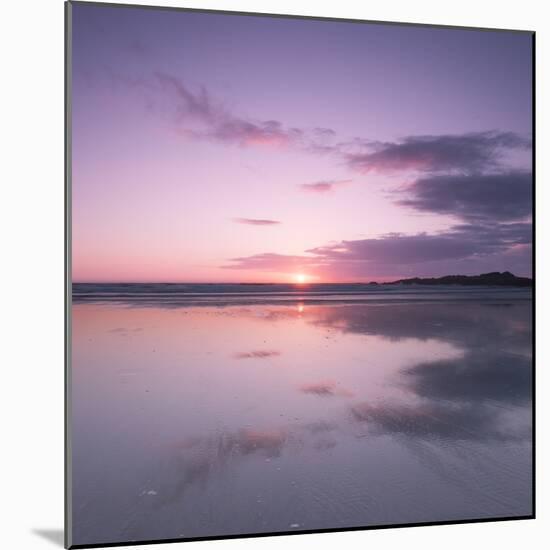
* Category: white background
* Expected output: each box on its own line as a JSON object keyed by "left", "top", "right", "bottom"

{"left": 1, "top": 0, "right": 547, "bottom": 548}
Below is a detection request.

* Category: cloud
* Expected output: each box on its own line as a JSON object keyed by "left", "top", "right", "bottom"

{"left": 155, "top": 72, "right": 218, "bottom": 124}
{"left": 128, "top": 38, "right": 151, "bottom": 57}
{"left": 223, "top": 222, "right": 531, "bottom": 279}
{"left": 233, "top": 218, "right": 281, "bottom": 226}
{"left": 344, "top": 131, "right": 530, "bottom": 174}
{"left": 111, "top": 72, "right": 532, "bottom": 183}
{"left": 308, "top": 223, "right": 531, "bottom": 263}
{"left": 309, "top": 233, "right": 481, "bottom": 264}
{"left": 299, "top": 380, "right": 354, "bottom": 398}
{"left": 210, "top": 119, "right": 301, "bottom": 147}
{"left": 223, "top": 252, "right": 321, "bottom": 272}
{"left": 312, "top": 127, "right": 336, "bottom": 138}
{"left": 155, "top": 72, "right": 308, "bottom": 149}
{"left": 399, "top": 172, "right": 532, "bottom": 222}
{"left": 232, "top": 350, "right": 281, "bottom": 359}
{"left": 299, "top": 179, "right": 351, "bottom": 193}
{"left": 136, "top": 74, "right": 532, "bottom": 187}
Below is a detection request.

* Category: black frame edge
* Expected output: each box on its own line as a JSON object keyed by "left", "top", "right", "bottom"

{"left": 530, "top": 29, "right": 536, "bottom": 520}
{"left": 68, "top": 0, "right": 535, "bottom": 35}
{"left": 69, "top": 515, "right": 535, "bottom": 550}
{"left": 65, "top": 1, "right": 73, "bottom": 548}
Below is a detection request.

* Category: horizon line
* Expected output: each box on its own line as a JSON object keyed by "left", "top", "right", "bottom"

{"left": 71, "top": 272, "right": 532, "bottom": 286}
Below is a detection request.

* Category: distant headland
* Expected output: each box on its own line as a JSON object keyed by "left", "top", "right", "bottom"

{"left": 382, "top": 271, "right": 532, "bottom": 288}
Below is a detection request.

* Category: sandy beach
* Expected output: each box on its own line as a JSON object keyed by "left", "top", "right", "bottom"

{"left": 70, "top": 286, "right": 532, "bottom": 545}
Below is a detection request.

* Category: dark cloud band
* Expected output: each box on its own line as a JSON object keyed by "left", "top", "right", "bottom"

{"left": 344, "top": 131, "right": 530, "bottom": 174}
{"left": 223, "top": 222, "right": 532, "bottom": 278}
{"left": 399, "top": 171, "right": 532, "bottom": 222}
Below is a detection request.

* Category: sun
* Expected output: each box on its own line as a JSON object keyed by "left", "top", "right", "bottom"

{"left": 294, "top": 273, "right": 308, "bottom": 284}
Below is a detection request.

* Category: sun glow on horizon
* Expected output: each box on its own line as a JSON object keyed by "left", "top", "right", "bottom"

{"left": 293, "top": 273, "right": 309, "bottom": 284}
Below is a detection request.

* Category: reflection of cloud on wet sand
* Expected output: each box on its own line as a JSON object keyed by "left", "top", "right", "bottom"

{"left": 349, "top": 345, "right": 531, "bottom": 443}
{"left": 404, "top": 351, "right": 531, "bottom": 405}
{"left": 305, "top": 300, "right": 534, "bottom": 446}
{"left": 350, "top": 401, "right": 527, "bottom": 442}
{"left": 242, "top": 302, "right": 532, "bottom": 442}
{"left": 309, "top": 302, "right": 531, "bottom": 353}
{"left": 303, "top": 420, "right": 337, "bottom": 434}
{"left": 155, "top": 422, "right": 338, "bottom": 507}
{"left": 154, "top": 342, "right": 531, "bottom": 509}
{"left": 229, "top": 428, "right": 288, "bottom": 457}
{"left": 232, "top": 350, "right": 281, "bottom": 359}
{"left": 299, "top": 380, "right": 354, "bottom": 398}
{"left": 230, "top": 302, "right": 531, "bottom": 362}
{"left": 133, "top": 300, "right": 531, "bottom": 515}
{"left": 157, "top": 429, "right": 288, "bottom": 506}
{"left": 108, "top": 326, "right": 144, "bottom": 336}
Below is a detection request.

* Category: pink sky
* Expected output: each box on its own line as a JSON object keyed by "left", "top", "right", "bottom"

{"left": 71, "top": 4, "right": 532, "bottom": 283}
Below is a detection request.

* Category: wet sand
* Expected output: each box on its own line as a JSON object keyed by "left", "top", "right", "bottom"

{"left": 71, "top": 292, "right": 532, "bottom": 545}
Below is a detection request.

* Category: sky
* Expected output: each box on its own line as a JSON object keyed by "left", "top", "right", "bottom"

{"left": 71, "top": 3, "right": 533, "bottom": 283}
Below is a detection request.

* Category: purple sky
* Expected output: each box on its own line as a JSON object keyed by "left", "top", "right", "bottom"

{"left": 71, "top": 3, "right": 533, "bottom": 283}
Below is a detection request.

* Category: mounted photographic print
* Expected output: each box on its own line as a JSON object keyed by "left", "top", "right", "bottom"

{"left": 66, "top": 1, "right": 534, "bottom": 547}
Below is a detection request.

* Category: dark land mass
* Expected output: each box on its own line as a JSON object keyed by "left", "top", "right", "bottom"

{"left": 384, "top": 271, "right": 532, "bottom": 288}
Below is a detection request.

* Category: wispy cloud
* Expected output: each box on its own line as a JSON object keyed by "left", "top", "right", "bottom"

{"left": 299, "top": 179, "right": 351, "bottom": 193}
{"left": 137, "top": 74, "right": 531, "bottom": 182}
{"left": 232, "top": 350, "right": 281, "bottom": 359}
{"left": 233, "top": 218, "right": 281, "bottom": 226}
{"left": 299, "top": 380, "right": 354, "bottom": 398}
{"left": 155, "top": 72, "right": 307, "bottom": 149}
{"left": 210, "top": 119, "right": 301, "bottom": 148}
{"left": 155, "top": 72, "right": 217, "bottom": 124}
